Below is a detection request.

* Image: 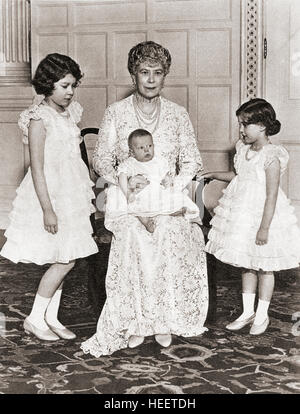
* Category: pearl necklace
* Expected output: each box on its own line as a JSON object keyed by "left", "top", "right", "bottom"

{"left": 133, "top": 94, "right": 161, "bottom": 133}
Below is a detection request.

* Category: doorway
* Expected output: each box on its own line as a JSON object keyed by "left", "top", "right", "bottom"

{"left": 264, "top": 0, "right": 300, "bottom": 220}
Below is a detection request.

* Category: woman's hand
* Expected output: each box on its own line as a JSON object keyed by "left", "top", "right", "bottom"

{"left": 255, "top": 227, "right": 269, "bottom": 245}
{"left": 161, "top": 173, "right": 173, "bottom": 188}
{"left": 197, "top": 171, "right": 236, "bottom": 183}
{"left": 128, "top": 174, "right": 149, "bottom": 193}
{"left": 199, "top": 172, "right": 215, "bottom": 180}
{"left": 43, "top": 209, "right": 58, "bottom": 234}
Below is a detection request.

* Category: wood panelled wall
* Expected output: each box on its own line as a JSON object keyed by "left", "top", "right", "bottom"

{"left": 31, "top": 0, "right": 241, "bottom": 173}
{"left": 265, "top": 0, "right": 300, "bottom": 220}
{"left": 0, "top": 0, "right": 242, "bottom": 228}
{"left": 0, "top": 0, "right": 32, "bottom": 228}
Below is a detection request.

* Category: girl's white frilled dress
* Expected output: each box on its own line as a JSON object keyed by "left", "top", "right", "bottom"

{"left": 1, "top": 101, "right": 98, "bottom": 265}
{"left": 206, "top": 139, "right": 300, "bottom": 272}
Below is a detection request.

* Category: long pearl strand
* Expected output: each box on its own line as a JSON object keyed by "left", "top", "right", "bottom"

{"left": 133, "top": 93, "right": 161, "bottom": 133}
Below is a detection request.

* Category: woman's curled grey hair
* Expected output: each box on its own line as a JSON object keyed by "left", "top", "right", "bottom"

{"left": 128, "top": 41, "right": 171, "bottom": 76}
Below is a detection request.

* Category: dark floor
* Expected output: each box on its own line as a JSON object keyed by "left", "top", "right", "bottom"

{"left": 0, "top": 229, "right": 299, "bottom": 394}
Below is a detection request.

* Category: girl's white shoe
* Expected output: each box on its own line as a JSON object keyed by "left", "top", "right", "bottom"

{"left": 46, "top": 322, "right": 76, "bottom": 340}
{"left": 249, "top": 316, "right": 270, "bottom": 335}
{"left": 23, "top": 318, "right": 60, "bottom": 341}
{"left": 226, "top": 314, "right": 256, "bottom": 331}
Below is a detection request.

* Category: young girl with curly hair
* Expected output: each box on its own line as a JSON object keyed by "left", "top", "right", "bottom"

{"left": 203, "top": 98, "right": 300, "bottom": 335}
{"left": 1, "top": 53, "right": 98, "bottom": 341}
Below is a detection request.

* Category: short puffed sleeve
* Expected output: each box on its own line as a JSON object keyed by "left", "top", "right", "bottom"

{"left": 235, "top": 139, "right": 245, "bottom": 152}
{"left": 264, "top": 145, "right": 289, "bottom": 175}
{"left": 18, "top": 105, "right": 44, "bottom": 144}
{"left": 68, "top": 101, "right": 83, "bottom": 124}
{"left": 233, "top": 139, "right": 245, "bottom": 171}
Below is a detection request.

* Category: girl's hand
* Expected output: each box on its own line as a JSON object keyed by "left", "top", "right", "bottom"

{"left": 255, "top": 227, "right": 269, "bottom": 245}
{"left": 128, "top": 174, "right": 149, "bottom": 193}
{"left": 43, "top": 209, "right": 58, "bottom": 234}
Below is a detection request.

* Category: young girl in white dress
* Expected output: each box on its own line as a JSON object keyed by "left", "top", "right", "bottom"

{"left": 203, "top": 98, "right": 300, "bottom": 335}
{"left": 0, "top": 53, "right": 98, "bottom": 341}
{"left": 105, "top": 128, "right": 199, "bottom": 233}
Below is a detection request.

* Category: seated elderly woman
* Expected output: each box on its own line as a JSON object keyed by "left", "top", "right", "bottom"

{"left": 81, "top": 41, "right": 208, "bottom": 357}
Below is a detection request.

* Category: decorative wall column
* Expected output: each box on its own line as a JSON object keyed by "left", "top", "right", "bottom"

{"left": 241, "top": 0, "right": 264, "bottom": 101}
{"left": 246, "top": 0, "right": 258, "bottom": 98}
{"left": 0, "top": 0, "right": 30, "bottom": 85}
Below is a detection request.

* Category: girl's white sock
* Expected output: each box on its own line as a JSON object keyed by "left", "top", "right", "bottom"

{"left": 254, "top": 299, "right": 270, "bottom": 325}
{"left": 45, "top": 289, "right": 65, "bottom": 329}
{"left": 27, "top": 293, "right": 51, "bottom": 330}
{"left": 236, "top": 293, "right": 256, "bottom": 321}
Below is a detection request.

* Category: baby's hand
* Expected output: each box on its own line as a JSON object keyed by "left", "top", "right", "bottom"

{"left": 255, "top": 227, "right": 269, "bottom": 245}
{"left": 161, "top": 173, "right": 173, "bottom": 188}
{"left": 128, "top": 174, "right": 149, "bottom": 191}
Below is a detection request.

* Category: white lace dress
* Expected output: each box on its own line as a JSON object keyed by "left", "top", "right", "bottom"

{"left": 0, "top": 101, "right": 98, "bottom": 264}
{"left": 206, "top": 139, "right": 300, "bottom": 271}
{"left": 104, "top": 155, "right": 200, "bottom": 229}
{"left": 80, "top": 95, "right": 208, "bottom": 357}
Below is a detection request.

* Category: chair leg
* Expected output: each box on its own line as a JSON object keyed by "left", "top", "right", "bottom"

{"left": 206, "top": 252, "right": 218, "bottom": 323}
{"left": 87, "top": 244, "right": 110, "bottom": 319}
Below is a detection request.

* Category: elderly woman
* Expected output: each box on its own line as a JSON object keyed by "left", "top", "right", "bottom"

{"left": 81, "top": 41, "right": 208, "bottom": 357}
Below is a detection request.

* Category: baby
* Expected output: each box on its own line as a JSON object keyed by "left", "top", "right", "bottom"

{"left": 105, "top": 129, "right": 199, "bottom": 233}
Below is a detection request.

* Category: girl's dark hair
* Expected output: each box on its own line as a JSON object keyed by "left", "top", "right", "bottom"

{"left": 128, "top": 41, "right": 171, "bottom": 76}
{"left": 128, "top": 128, "right": 152, "bottom": 148}
{"left": 31, "top": 53, "right": 83, "bottom": 96}
{"left": 236, "top": 98, "right": 281, "bottom": 136}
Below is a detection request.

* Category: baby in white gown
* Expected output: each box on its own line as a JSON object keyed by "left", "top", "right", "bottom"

{"left": 105, "top": 129, "right": 199, "bottom": 232}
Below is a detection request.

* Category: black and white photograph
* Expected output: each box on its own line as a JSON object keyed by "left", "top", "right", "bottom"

{"left": 0, "top": 0, "right": 299, "bottom": 398}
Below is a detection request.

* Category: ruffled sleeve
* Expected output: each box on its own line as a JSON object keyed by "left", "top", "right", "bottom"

{"left": 264, "top": 145, "right": 289, "bottom": 175}
{"left": 68, "top": 101, "right": 83, "bottom": 125}
{"left": 18, "top": 105, "right": 44, "bottom": 144}
{"left": 233, "top": 139, "right": 245, "bottom": 171}
{"left": 235, "top": 139, "right": 244, "bottom": 152}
